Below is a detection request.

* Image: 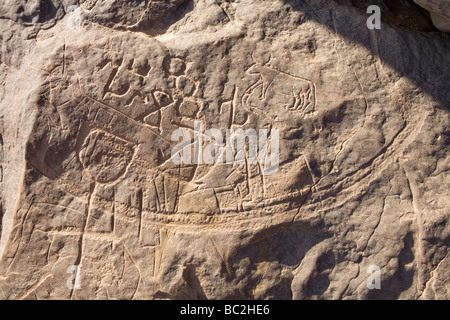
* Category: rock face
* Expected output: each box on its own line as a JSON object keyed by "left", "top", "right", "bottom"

{"left": 413, "top": 0, "right": 450, "bottom": 32}
{"left": 414, "top": 0, "right": 450, "bottom": 21}
{"left": 0, "top": 0, "right": 449, "bottom": 300}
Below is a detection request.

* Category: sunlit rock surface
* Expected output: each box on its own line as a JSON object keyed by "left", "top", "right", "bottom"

{"left": 0, "top": 0, "right": 449, "bottom": 300}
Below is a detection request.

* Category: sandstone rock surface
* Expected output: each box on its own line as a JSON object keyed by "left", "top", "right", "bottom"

{"left": 0, "top": 0, "right": 449, "bottom": 300}
{"left": 414, "top": 0, "right": 450, "bottom": 32}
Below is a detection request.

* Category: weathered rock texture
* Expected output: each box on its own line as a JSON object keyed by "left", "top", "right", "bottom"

{"left": 414, "top": 0, "right": 450, "bottom": 31}
{"left": 0, "top": 0, "right": 449, "bottom": 300}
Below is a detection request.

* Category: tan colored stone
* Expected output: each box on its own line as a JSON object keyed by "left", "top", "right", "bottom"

{"left": 0, "top": 0, "right": 449, "bottom": 300}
